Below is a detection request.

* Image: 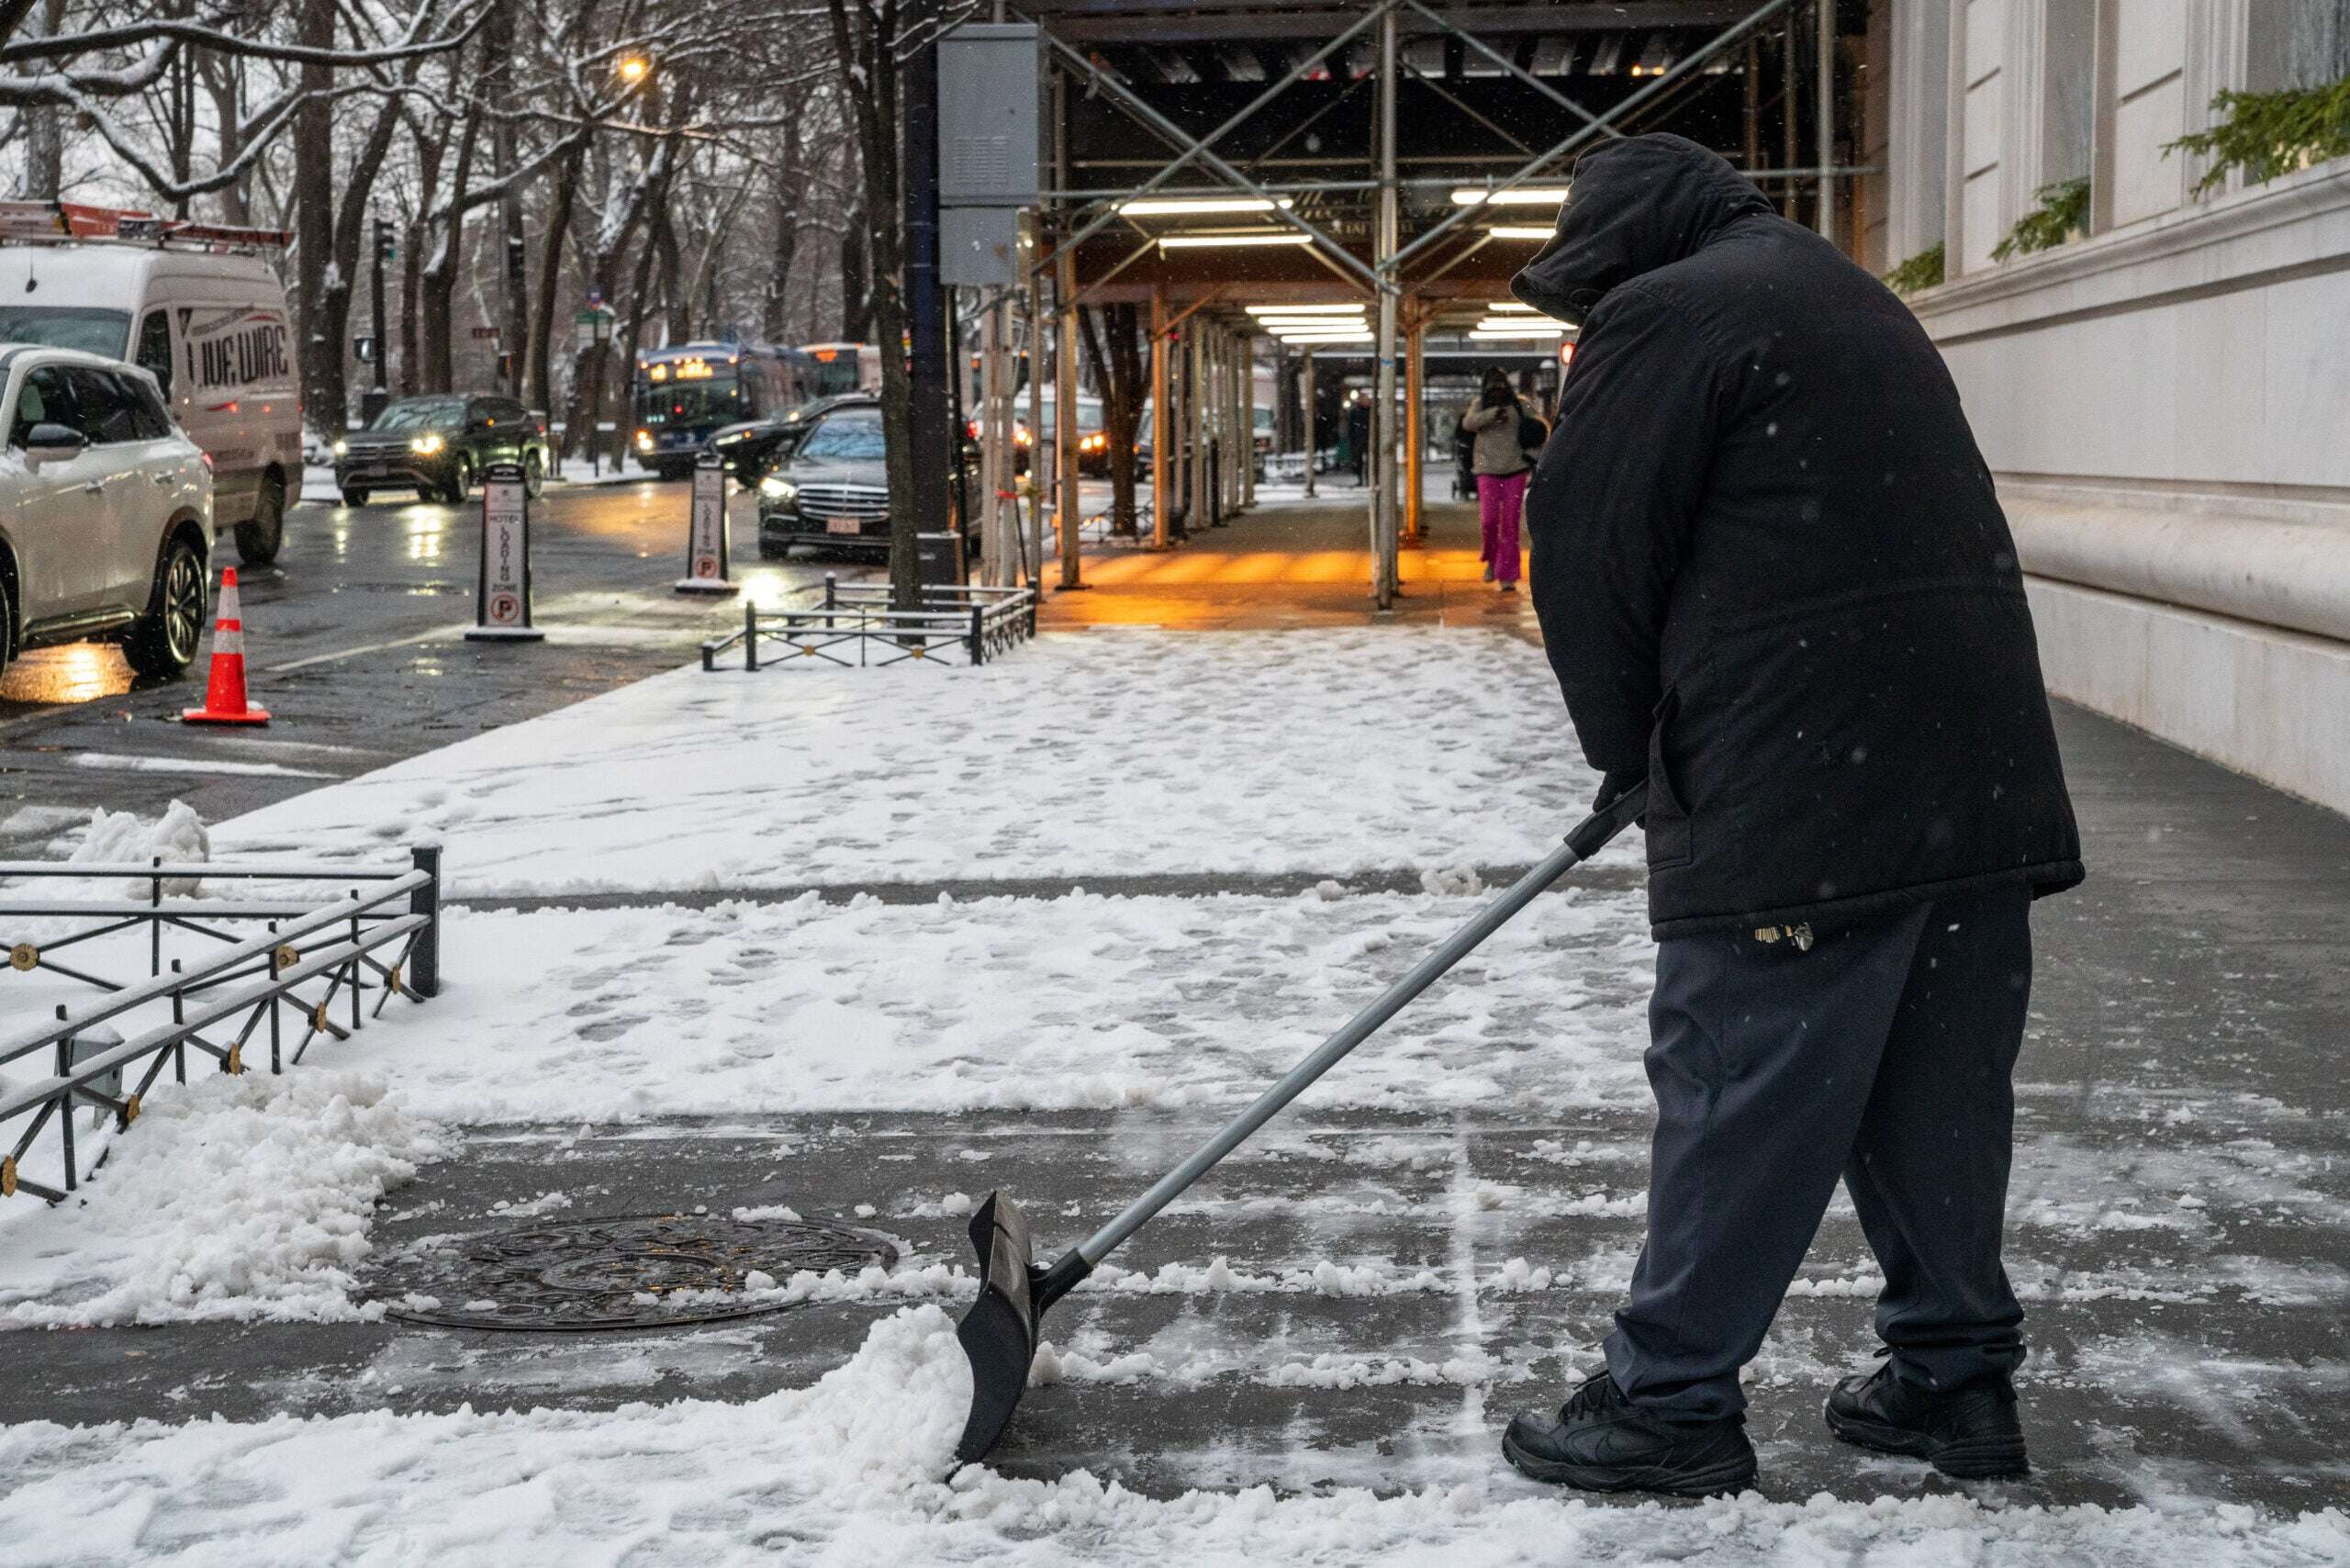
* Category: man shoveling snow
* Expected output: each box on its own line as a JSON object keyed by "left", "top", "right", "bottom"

{"left": 1500, "top": 133, "right": 2084, "bottom": 1496}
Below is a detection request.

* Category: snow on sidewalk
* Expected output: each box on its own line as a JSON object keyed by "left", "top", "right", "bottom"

{"left": 2, "top": 1305, "right": 2344, "bottom": 1568}
{"left": 313, "top": 885, "right": 1654, "bottom": 1125}
{"left": 212, "top": 627, "right": 1618, "bottom": 896}
{"left": 0, "top": 1071, "right": 442, "bottom": 1328}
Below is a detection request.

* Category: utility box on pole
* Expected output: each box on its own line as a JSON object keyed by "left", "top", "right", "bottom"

{"left": 939, "top": 25, "right": 1039, "bottom": 208}
{"left": 938, "top": 23, "right": 1038, "bottom": 288}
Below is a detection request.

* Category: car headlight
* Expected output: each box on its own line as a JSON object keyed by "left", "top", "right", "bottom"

{"left": 634, "top": 429, "right": 655, "bottom": 451}
{"left": 410, "top": 432, "right": 445, "bottom": 455}
{"left": 331, "top": 438, "right": 348, "bottom": 457}
{"left": 759, "top": 476, "right": 796, "bottom": 502}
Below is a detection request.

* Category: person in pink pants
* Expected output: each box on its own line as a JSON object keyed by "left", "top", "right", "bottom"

{"left": 1460, "top": 366, "right": 1541, "bottom": 590}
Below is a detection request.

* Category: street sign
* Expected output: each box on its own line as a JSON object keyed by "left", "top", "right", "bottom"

{"left": 471, "top": 325, "right": 500, "bottom": 340}
{"left": 465, "top": 462, "right": 544, "bottom": 643}
{"left": 574, "top": 308, "right": 614, "bottom": 345}
{"left": 675, "top": 452, "right": 738, "bottom": 596}
{"left": 586, "top": 286, "right": 604, "bottom": 308}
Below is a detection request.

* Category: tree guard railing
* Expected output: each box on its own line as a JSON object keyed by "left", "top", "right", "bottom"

{"left": 0, "top": 849, "right": 442, "bottom": 1204}
{"left": 701, "top": 577, "right": 1037, "bottom": 671}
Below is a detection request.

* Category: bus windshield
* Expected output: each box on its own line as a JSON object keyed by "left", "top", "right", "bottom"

{"left": 802, "top": 347, "right": 866, "bottom": 399}
{"left": 635, "top": 372, "right": 742, "bottom": 428}
{"left": 0, "top": 306, "right": 131, "bottom": 356}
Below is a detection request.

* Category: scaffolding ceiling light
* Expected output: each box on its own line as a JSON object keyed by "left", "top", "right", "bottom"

{"left": 1118, "top": 196, "right": 1296, "bottom": 217}
{"left": 1244, "top": 303, "right": 1363, "bottom": 316}
{"left": 1449, "top": 187, "right": 1572, "bottom": 206}
{"left": 1158, "top": 232, "right": 1315, "bottom": 250}
{"left": 1484, "top": 225, "right": 1554, "bottom": 241}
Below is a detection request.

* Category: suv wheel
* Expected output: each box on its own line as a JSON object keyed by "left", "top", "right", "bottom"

{"left": 341, "top": 487, "right": 370, "bottom": 508}
{"left": 123, "top": 536, "right": 208, "bottom": 680}
{"left": 0, "top": 568, "right": 13, "bottom": 684}
{"left": 523, "top": 449, "right": 545, "bottom": 498}
{"left": 446, "top": 454, "right": 474, "bottom": 505}
{"left": 233, "top": 472, "right": 285, "bottom": 566}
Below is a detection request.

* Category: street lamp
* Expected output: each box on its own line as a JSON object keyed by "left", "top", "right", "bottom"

{"left": 618, "top": 55, "right": 651, "bottom": 84}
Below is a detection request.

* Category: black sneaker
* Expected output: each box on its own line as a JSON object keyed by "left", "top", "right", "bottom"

{"left": 1502, "top": 1372, "right": 1758, "bottom": 1497}
{"left": 1824, "top": 1363, "right": 2029, "bottom": 1479}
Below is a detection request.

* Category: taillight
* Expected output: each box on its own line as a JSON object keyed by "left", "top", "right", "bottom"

{"left": 199, "top": 451, "right": 214, "bottom": 472}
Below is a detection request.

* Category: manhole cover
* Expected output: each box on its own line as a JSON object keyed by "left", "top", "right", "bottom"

{"left": 370, "top": 1211, "right": 898, "bottom": 1331}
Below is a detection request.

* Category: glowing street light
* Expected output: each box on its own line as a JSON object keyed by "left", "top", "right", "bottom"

{"left": 618, "top": 55, "right": 651, "bottom": 84}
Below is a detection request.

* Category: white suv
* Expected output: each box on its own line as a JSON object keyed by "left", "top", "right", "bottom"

{"left": 0, "top": 345, "right": 214, "bottom": 681}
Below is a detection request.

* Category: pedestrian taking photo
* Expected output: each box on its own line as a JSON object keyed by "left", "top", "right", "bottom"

{"left": 1499, "top": 132, "right": 2084, "bottom": 1498}
{"left": 1458, "top": 366, "right": 1544, "bottom": 591}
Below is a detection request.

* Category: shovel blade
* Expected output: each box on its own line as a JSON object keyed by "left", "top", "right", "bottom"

{"left": 953, "top": 1190, "right": 1041, "bottom": 1464}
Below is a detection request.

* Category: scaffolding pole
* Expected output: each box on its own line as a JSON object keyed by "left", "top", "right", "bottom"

{"left": 1055, "top": 66, "right": 1082, "bottom": 589}
{"left": 1027, "top": 252, "right": 1046, "bottom": 586}
{"left": 1302, "top": 349, "right": 1316, "bottom": 498}
{"left": 1372, "top": 1, "right": 1401, "bottom": 609}
{"left": 1403, "top": 304, "right": 1424, "bottom": 543}
{"left": 1241, "top": 330, "right": 1256, "bottom": 510}
{"left": 1151, "top": 284, "right": 1170, "bottom": 548}
{"left": 1190, "top": 324, "right": 1210, "bottom": 528}
{"left": 1815, "top": 0, "right": 1835, "bottom": 240}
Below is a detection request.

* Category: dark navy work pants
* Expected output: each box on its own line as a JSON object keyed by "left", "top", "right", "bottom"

{"left": 1603, "top": 885, "right": 2032, "bottom": 1424}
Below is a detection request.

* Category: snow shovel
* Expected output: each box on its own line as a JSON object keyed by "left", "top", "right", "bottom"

{"left": 953, "top": 783, "right": 1650, "bottom": 1464}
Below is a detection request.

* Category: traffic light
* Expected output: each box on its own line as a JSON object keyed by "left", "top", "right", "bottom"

{"left": 373, "top": 216, "right": 396, "bottom": 266}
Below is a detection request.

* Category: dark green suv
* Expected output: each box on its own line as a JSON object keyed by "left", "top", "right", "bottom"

{"left": 333, "top": 394, "right": 550, "bottom": 506}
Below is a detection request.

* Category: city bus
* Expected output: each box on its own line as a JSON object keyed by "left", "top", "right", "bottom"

{"left": 631, "top": 341, "right": 817, "bottom": 479}
{"left": 798, "top": 341, "right": 883, "bottom": 399}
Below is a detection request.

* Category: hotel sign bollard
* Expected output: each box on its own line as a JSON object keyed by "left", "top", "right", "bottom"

{"left": 465, "top": 461, "right": 544, "bottom": 643}
{"left": 676, "top": 451, "right": 739, "bottom": 595}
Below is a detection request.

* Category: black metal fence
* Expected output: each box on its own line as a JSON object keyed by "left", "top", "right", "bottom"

{"left": 0, "top": 848, "right": 442, "bottom": 1204}
{"left": 701, "top": 577, "right": 1037, "bottom": 671}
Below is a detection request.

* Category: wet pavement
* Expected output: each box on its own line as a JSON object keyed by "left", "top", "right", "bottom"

{"left": 0, "top": 476, "right": 878, "bottom": 857}
{"left": 6, "top": 701, "right": 2347, "bottom": 1515}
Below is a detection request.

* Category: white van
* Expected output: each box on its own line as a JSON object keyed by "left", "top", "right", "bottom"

{"left": 0, "top": 203, "right": 300, "bottom": 566}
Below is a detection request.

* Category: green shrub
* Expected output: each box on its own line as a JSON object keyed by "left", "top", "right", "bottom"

{"left": 1883, "top": 242, "right": 1944, "bottom": 294}
{"left": 2167, "top": 77, "right": 2350, "bottom": 195}
{"left": 1992, "top": 177, "right": 2091, "bottom": 262}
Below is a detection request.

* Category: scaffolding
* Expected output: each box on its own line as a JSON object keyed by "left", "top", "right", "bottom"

{"left": 1000, "top": 0, "right": 1861, "bottom": 608}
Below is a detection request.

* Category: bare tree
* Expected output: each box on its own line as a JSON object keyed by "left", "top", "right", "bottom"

{"left": 825, "top": 0, "right": 915, "bottom": 598}
{"left": 1078, "top": 302, "right": 1147, "bottom": 538}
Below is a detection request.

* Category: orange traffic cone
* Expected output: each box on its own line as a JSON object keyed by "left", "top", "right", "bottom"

{"left": 180, "top": 566, "right": 271, "bottom": 725}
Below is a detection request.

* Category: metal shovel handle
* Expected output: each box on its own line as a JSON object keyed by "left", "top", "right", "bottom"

{"left": 1071, "top": 782, "right": 1649, "bottom": 1268}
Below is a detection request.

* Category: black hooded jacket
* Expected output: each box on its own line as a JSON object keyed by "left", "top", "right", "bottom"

{"left": 1513, "top": 134, "right": 2082, "bottom": 937}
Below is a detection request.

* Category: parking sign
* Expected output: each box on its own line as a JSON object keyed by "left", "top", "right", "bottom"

{"left": 466, "top": 462, "right": 545, "bottom": 642}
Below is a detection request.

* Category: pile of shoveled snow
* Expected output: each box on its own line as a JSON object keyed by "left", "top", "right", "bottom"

{"left": 2, "top": 801, "right": 212, "bottom": 952}
{"left": 1, "top": 1305, "right": 2344, "bottom": 1566}
{"left": 66, "top": 799, "right": 211, "bottom": 895}
{"left": 0, "top": 1070, "right": 443, "bottom": 1327}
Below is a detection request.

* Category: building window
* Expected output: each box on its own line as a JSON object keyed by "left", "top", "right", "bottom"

{"left": 2248, "top": 0, "right": 2350, "bottom": 93}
